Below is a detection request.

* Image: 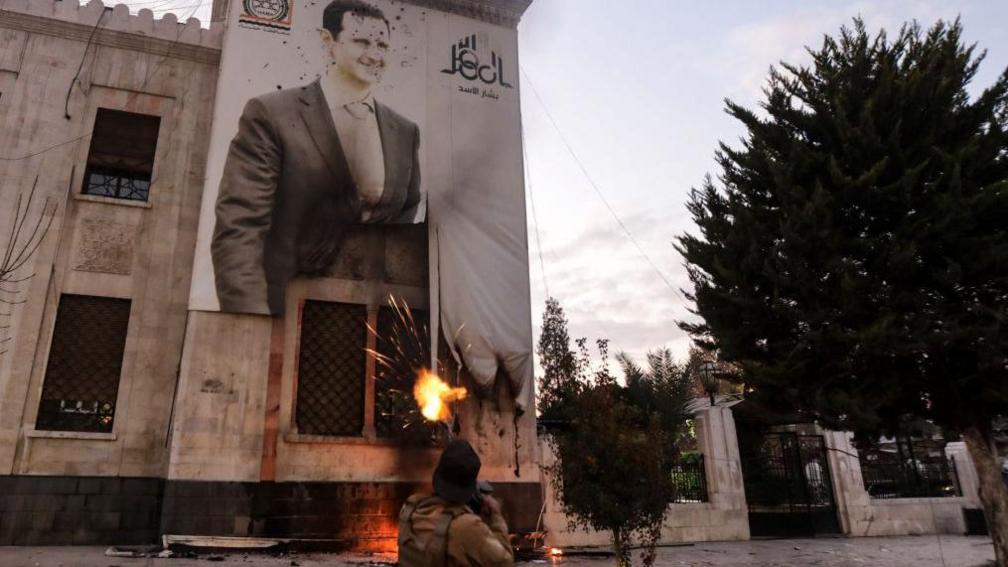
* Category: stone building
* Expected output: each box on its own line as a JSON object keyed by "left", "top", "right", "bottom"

{"left": 0, "top": 0, "right": 538, "bottom": 547}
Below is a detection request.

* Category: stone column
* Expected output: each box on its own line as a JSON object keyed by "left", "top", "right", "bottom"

{"left": 820, "top": 430, "right": 872, "bottom": 536}
{"left": 693, "top": 400, "right": 749, "bottom": 539}
{"left": 945, "top": 441, "right": 981, "bottom": 507}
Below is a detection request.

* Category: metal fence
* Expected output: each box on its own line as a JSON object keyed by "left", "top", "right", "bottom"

{"left": 860, "top": 458, "right": 961, "bottom": 499}
{"left": 670, "top": 455, "right": 708, "bottom": 503}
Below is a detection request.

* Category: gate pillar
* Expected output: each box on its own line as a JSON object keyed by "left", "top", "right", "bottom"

{"left": 821, "top": 430, "right": 872, "bottom": 535}
{"left": 694, "top": 401, "right": 749, "bottom": 537}
{"left": 944, "top": 441, "right": 981, "bottom": 507}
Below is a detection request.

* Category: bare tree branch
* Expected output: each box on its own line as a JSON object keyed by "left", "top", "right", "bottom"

{"left": 0, "top": 272, "right": 36, "bottom": 285}
{"left": 0, "top": 178, "right": 57, "bottom": 306}
{"left": 1, "top": 192, "right": 24, "bottom": 270}
{"left": 5, "top": 198, "right": 55, "bottom": 275}
{"left": 5, "top": 176, "right": 40, "bottom": 268}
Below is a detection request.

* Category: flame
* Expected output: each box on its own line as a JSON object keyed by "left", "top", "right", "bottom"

{"left": 413, "top": 370, "right": 467, "bottom": 422}
{"left": 549, "top": 548, "right": 563, "bottom": 556}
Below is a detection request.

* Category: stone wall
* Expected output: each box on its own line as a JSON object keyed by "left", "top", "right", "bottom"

{"left": 0, "top": 475, "right": 161, "bottom": 545}
{"left": 0, "top": 474, "right": 540, "bottom": 548}
{"left": 824, "top": 430, "right": 970, "bottom": 537}
{"left": 858, "top": 497, "right": 967, "bottom": 536}
{"left": 0, "top": 0, "right": 220, "bottom": 480}
{"left": 539, "top": 402, "right": 749, "bottom": 548}
{"left": 160, "top": 479, "right": 540, "bottom": 550}
{"left": 542, "top": 403, "right": 981, "bottom": 548}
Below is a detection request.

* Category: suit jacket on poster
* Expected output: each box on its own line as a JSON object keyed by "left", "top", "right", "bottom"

{"left": 211, "top": 80, "right": 421, "bottom": 315}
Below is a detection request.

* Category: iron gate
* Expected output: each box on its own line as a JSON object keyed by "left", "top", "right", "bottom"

{"left": 739, "top": 432, "right": 841, "bottom": 537}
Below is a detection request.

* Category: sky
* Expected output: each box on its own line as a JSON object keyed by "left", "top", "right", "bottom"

{"left": 515, "top": 0, "right": 1008, "bottom": 366}
{"left": 116, "top": 0, "right": 1008, "bottom": 367}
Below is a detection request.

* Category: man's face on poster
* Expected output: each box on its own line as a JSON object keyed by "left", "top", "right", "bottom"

{"left": 322, "top": 13, "right": 389, "bottom": 86}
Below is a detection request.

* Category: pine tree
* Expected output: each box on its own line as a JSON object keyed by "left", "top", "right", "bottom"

{"left": 678, "top": 19, "right": 1008, "bottom": 563}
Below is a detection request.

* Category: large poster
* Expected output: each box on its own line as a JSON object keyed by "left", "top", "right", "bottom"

{"left": 189, "top": 0, "right": 534, "bottom": 407}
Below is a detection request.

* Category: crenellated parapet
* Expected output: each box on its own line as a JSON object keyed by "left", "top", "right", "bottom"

{"left": 0, "top": 0, "right": 222, "bottom": 63}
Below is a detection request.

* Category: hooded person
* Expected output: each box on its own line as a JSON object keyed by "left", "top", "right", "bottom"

{"left": 397, "top": 440, "right": 514, "bottom": 567}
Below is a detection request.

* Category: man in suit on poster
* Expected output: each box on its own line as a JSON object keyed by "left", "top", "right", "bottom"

{"left": 212, "top": 0, "right": 422, "bottom": 315}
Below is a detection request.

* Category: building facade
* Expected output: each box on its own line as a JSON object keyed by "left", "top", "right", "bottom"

{"left": 0, "top": 0, "right": 538, "bottom": 547}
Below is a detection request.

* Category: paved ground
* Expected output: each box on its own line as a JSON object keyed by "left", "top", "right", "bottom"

{"left": 0, "top": 535, "right": 996, "bottom": 567}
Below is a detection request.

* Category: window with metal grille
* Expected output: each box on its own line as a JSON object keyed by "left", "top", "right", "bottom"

{"left": 82, "top": 108, "right": 161, "bottom": 202}
{"left": 36, "top": 295, "right": 131, "bottom": 433}
{"left": 295, "top": 301, "right": 367, "bottom": 436}
{"left": 374, "top": 305, "right": 435, "bottom": 441}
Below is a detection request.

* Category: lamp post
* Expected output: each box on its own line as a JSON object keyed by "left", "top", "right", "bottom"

{"left": 699, "top": 361, "right": 719, "bottom": 406}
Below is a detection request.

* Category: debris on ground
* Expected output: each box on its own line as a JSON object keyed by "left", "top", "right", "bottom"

{"left": 104, "top": 546, "right": 162, "bottom": 558}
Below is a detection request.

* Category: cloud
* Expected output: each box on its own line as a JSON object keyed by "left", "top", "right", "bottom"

{"left": 528, "top": 209, "right": 697, "bottom": 370}
{"left": 703, "top": 0, "right": 963, "bottom": 107}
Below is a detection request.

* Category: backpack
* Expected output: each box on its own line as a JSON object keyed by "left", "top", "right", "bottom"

{"left": 398, "top": 494, "right": 468, "bottom": 567}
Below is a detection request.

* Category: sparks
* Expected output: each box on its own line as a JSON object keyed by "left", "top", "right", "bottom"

{"left": 413, "top": 370, "right": 467, "bottom": 422}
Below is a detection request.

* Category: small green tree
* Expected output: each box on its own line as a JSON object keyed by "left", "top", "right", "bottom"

{"left": 678, "top": 19, "right": 1008, "bottom": 564}
{"left": 537, "top": 299, "right": 694, "bottom": 567}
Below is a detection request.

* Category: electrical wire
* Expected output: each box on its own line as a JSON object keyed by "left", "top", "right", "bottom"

{"left": 64, "top": 7, "right": 109, "bottom": 120}
{"left": 150, "top": 2, "right": 212, "bottom": 14}
{"left": 521, "top": 122, "right": 549, "bottom": 298}
{"left": 120, "top": 0, "right": 199, "bottom": 7}
{"left": 520, "top": 66, "right": 690, "bottom": 305}
{"left": 0, "top": 134, "right": 93, "bottom": 162}
{"left": 0, "top": 0, "right": 206, "bottom": 163}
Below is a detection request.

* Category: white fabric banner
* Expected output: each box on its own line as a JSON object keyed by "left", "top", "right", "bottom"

{"left": 427, "top": 15, "right": 533, "bottom": 409}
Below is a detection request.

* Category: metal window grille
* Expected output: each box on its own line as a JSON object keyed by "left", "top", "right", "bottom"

{"left": 295, "top": 301, "right": 367, "bottom": 436}
{"left": 670, "top": 455, "right": 709, "bottom": 503}
{"left": 36, "top": 295, "right": 131, "bottom": 433}
{"left": 374, "top": 305, "right": 439, "bottom": 443}
{"left": 860, "top": 458, "right": 961, "bottom": 499}
{"left": 81, "top": 108, "right": 160, "bottom": 202}
{"left": 83, "top": 166, "right": 151, "bottom": 201}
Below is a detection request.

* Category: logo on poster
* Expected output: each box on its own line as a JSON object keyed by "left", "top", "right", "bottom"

{"left": 442, "top": 33, "right": 513, "bottom": 89}
{"left": 239, "top": 0, "right": 293, "bottom": 34}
